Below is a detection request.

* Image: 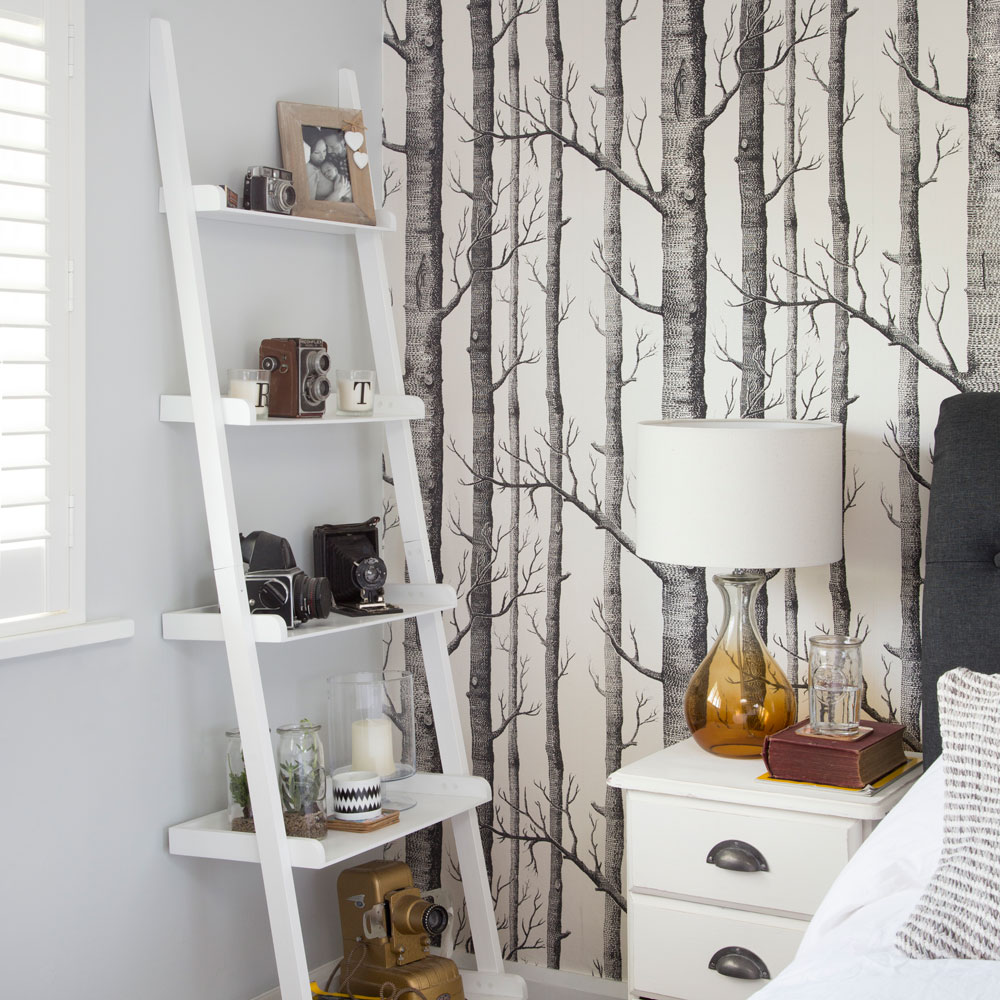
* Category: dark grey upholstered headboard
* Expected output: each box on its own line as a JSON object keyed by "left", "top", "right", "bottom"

{"left": 921, "top": 392, "right": 1000, "bottom": 765}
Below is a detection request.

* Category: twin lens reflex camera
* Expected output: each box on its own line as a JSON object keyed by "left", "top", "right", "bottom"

{"left": 259, "top": 337, "right": 332, "bottom": 418}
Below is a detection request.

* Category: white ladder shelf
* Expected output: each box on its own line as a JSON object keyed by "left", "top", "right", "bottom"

{"left": 149, "top": 19, "right": 523, "bottom": 1000}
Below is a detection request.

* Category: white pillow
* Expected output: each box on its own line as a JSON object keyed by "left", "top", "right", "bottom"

{"left": 896, "top": 667, "right": 1000, "bottom": 959}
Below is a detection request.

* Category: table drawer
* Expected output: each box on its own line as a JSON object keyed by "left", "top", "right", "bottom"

{"left": 627, "top": 791, "right": 859, "bottom": 916}
{"left": 629, "top": 894, "right": 805, "bottom": 1000}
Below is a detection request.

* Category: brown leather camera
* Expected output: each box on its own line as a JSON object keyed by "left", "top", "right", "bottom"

{"left": 336, "top": 860, "right": 464, "bottom": 1000}
{"left": 258, "top": 337, "right": 332, "bottom": 417}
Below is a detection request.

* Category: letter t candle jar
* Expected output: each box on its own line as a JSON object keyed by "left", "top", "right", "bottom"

{"left": 328, "top": 670, "right": 416, "bottom": 810}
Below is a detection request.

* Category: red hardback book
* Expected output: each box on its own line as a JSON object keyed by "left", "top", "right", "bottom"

{"left": 762, "top": 720, "right": 907, "bottom": 789}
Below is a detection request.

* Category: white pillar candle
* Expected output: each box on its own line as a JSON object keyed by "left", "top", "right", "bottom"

{"left": 351, "top": 717, "right": 395, "bottom": 776}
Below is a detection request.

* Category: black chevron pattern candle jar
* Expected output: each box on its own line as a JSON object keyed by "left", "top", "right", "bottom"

{"left": 331, "top": 770, "right": 382, "bottom": 821}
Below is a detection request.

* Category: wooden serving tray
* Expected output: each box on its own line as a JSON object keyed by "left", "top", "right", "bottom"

{"left": 326, "top": 809, "right": 400, "bottom": 833}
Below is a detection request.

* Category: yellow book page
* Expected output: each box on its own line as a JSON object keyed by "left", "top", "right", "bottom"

{"left": 756, "top": 754, "right": 923, "bottom": 795}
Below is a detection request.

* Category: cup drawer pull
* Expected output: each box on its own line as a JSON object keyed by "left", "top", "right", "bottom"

{"left": 706, "top": 839, "right": 769, "bottom": 872}
{"left": 709, "top": 946, "right": 771, "bottom": 980}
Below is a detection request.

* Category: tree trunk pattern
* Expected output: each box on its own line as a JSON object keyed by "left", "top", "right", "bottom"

{"left": 506, "top": 9, "right": 523, "bottom": 960}
{"left": 737, "top": 0, "right": 769, "bottom": 643}
{"left": 827, "top": 0, "right": 852, "bottom": 634}
{"left": 468, "top": 0, "right": 496, "bottom": 883}
{"left": 783, "top": 0, "right": 800, "bottom": 686}
{"left": 738, "top": 0, "right": 767, "bottom": 422}
{"left": 965, "top": 1, "right": 1000, "bottom": 387}
{"left": 660, "top": 0, "right": 709, "bottom": 743}
{"left": 396, "top": 0, "right": 446, "bottom": 895}
{"left": 543, "top": 0, "right": 567, "bottom": 968}
{"left": 601, "top": 0, "right": 626, "bottom": 979}
{"left": 896, "top": 0, "right": 922, "bottom": 741}
{"left": 377, "top": 0, "right": 1000, "bottom": 978}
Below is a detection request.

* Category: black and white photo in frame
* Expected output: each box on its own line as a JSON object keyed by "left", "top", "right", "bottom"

{"left": 277, "top": 101, "right": 375, "bottom": 226}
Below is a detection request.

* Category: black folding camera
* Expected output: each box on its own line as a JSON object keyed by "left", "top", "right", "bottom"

{"left": 241, "top": 530, "right": 332, "bottom": 628}
{"left": 243, "top": 165, "right": 295, "bottom": 215}
{"left": 313, "top": 517, "right": 400, "bottom": 617}
{"left": 259, "top": 337, "right": 332, "bottom": 418}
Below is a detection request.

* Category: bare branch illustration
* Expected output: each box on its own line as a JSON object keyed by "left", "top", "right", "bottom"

{"left": 882, "top": 29, "right": 967, "bottom": 108}
{"left": 494, "top": 778, "right": 627, "bottom": 912}
{"left": 883, "top": 421, "right": 931, "bottom": 491}
{"left": 383, "top": 162, "right": 402, "bottom": 203}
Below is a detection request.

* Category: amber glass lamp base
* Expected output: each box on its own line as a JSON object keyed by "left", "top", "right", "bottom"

{"left": 685, "top": 573, "right": 797, "bottom": 758}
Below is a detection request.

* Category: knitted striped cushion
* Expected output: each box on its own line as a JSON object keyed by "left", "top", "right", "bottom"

{"left": 896, "top": 667, "right": 1000, "bottom": 959}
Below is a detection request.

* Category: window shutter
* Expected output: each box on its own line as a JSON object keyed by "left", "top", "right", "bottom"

{"left": 0, "top": 0, "right": 81, "bottom": 633}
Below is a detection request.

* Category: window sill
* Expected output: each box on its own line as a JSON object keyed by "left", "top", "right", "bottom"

{"left": 0, "top": 617, "right": 134, "bottom": 660}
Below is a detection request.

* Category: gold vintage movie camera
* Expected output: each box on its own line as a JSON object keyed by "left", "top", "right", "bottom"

{"left": 336, "top": 860, "right": 464, "bottom": 1000}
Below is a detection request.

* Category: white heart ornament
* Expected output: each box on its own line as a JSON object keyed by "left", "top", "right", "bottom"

{"left": 353, "top": 151, "right": 369, "bottom": 170}
{"left": 345, "top": 131, "right": 364, "bottom": 151}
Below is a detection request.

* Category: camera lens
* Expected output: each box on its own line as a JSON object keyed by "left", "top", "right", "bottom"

{"left": 351, "top": 556, "right": 387, "bottom": 594}
{"left": 292, "top": 573, "right": 332, "bottom": 622}
{"left": 421, "top": 904, "right": 448, "bottom": 937}
{"left": 274, "top": 180, "right": 295, "bottom": 212}
{"left": 302, "top": 374, "right": 331, "bottom": 406}
{"left": 391, "top": 895, "right": 449, "bottom": 938}
{"left": 305, "top": 350, "right": 332, "bottom": 376}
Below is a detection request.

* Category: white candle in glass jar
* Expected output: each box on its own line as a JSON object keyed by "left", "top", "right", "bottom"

{"left": 227, "top": 368, "right": 270, "bottom": 417}
{"left": 336, "top": 369, "right": 375, "bottom": 413}
{"left": 351, "top": 717, "right": 395, "bottom": 776}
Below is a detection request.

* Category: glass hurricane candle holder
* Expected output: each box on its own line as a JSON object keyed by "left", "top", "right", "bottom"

{"left": 328, "top": 670, "right": 416, "bottom": 810}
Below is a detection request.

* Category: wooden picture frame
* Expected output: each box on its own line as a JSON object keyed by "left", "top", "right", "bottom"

{"left": 276, "top": 101, "right": 376, "bottom": 226}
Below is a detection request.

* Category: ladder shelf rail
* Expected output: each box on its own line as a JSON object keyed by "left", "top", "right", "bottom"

{"left": 150, "top": 18, "right": 521, "bottom": 1000}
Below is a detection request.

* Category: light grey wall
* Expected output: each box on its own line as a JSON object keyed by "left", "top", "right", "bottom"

{"left": 0, "top": 2, "right": 383, "bottom": 996}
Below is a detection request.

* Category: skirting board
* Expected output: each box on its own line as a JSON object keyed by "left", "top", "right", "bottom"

{"left": 455, "top": 957, "right": 628, "bottom": 1000}
{"left": 249, "top": 957, "right": 627, "bottom": 1000}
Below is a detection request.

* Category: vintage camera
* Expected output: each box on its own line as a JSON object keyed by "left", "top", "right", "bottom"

{"left": 240, "top": 530, "right": 332, "bottom": 628}
{"left": 335, "top": 860, "right": 463, "bottom": 1000}
{"left": 314, "top": 517, "right": 400, "bottom": 617}
{"left": 243, "top": 165, "right": 295, "bottom": 214}
{"left": 258, "top": 337, "right": 332, "bottom": 418}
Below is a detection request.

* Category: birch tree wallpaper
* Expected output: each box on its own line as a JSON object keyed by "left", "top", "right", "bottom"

{"left": 379, "top": 0, "right": 997, "bottom": 981}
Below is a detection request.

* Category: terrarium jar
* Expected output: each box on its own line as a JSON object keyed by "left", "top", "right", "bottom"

{"left": 225, "top": 728, "right": 255, "bottom": 833}
{"left": 808, "top": 634, "right": 864, "bottom": 737}
{"left": 276, "top": 720, "right": 327, "bottom": 839}
{"left": 684, "top": 573, "right": 797, "bottom": 758}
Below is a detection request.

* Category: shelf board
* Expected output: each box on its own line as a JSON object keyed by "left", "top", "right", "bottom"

{"left": 169, "top": 772, "right": 489, "bottom": 869}
{"left": 162, "top": 583, "right": 455, "bottom": 642}
{"left": 159, "top": 393, "right": 423, "bottom": 426}
{"left": 159, "top": 184, "right": 396, "bottom": 234}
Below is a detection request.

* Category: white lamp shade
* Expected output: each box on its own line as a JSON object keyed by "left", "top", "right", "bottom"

{"left": 635, "top": 419, "right": 843, "bottom": 568}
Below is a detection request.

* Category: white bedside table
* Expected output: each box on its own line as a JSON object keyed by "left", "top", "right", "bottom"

{"left": 608, "top": 737, "right": 921, "bottom": 1000}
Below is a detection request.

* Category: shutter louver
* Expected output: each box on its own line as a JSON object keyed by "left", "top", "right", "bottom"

{"left": 0, "top": 8, "right": 50, "bottom": 622}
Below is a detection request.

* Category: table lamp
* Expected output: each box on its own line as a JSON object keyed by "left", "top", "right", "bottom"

{"left": 635, "top": 419, "right": 843, "bottom": 757}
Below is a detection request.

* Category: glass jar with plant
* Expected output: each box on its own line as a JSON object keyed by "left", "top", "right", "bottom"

{"left": 276, "top": 719, "right": 327, "bottom": 839}
{"left": 225, "top": 728, "right": 254, "bottom": 832}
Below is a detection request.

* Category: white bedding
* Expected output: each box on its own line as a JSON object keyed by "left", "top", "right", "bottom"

{"left": 751, "top": 761, "right": 1000, "bottom": 998}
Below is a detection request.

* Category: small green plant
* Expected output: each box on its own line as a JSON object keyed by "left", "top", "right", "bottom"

{"left": 279, "top": 719, "right": 324, "bottom": 815}
{"left": 228, "top": 755, "right": 251, "bottom": 817}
